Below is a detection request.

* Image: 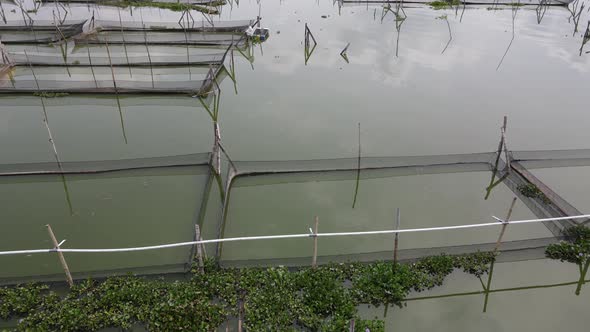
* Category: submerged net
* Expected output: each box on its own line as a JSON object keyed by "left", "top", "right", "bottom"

{"left": 82, "top": 31, "right": 247, "bottom": 46}
{"left": 0, "top": 20, "right": 87, "bottom": 31}
{"left": 7, "top": 51, "right": 227, "bottom": 66}
{"left": 0, "top": 64, "right": 224, "bottom": 94}
{"left": 94, "top": 19, "right": 255, "bottom": 32}
{"left": 220, "top": 236, "right": 562, "bottom": 268}
{"left": 0, "top": 153, "right": 211, "bottom": 176}
{"left": 341, "top": 0, "right": 569, "bottom": 5}
{"left": 37, "top": 0, "right": 224, "bottom": 4}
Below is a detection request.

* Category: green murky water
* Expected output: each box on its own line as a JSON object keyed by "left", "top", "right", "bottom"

{"left": 1, "top": 0, "right": 590, "bottom": 329}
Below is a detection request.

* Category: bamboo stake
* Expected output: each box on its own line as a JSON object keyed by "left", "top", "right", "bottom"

{"left": 104, "top": 38, "right": 128, "bottom": 144}
{"left": 349, "top": 319, "right": 355, "bottom": 332}
{"left": 143, "top": 25, "right": 154, "bottom": 88}
{"left": 312, "top": 216, "right": 319, "bottom": 268}
{"left": 117, "top": 7, "right": 132, "bottom": 77}
{"left": 502, "top": 116, "right": 511, "bottom": 172}
{"left": 238, "top": 300, "right": 244, "bottom": 332}
{"left": 484, "top": 197, "right": 517, "bottom": 312}
{"left": 195, "top": 225, "right": 204, "bottom": 274}
{"left": 86, "top": 44, "right": 98, "bottom": 88}
{"left": 47, "top": 224, "right": 74, "bottom": 287}
{"left": 352, "top": 123, "right": 361, "bottom": 208}
{"left": 393, "top": 208, "right": 400, "bottom": 264}
{"left": 494, "top": 197, "right": 517, "bottom": 252}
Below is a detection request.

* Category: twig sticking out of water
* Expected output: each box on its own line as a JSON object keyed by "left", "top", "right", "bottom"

{"left": 567, "top": 0, "right": 586, "bottom": 35}
{"left": 437, "top": 15, "right": 453, "bottom": 54}
{"left": 497, "top": 2, "right": 520, "bottom": 71}
{"left": 485, "top": 116, "right": 510, "bottom": 200}
{"left": 536, "top": 0, "right": 549, "bottom": 24}
{"left": 304, "top": 23, "right": 318, "bottom": 65}
{"left": 53, "top": 11, "right": 71, "bottom": 77}
{"left": 340, "top": 42, "right": 350, "bottom": 63}
{"left": 0, "top": 1, "right": 7, "bottom": 24}
{"left": 580, "top": 20, "right": 590, "bottom": 56}
{"left": 459, "top": 0, "right": 467, "bottom": 23}
{"left": 352, "top": 123, "right": 361, "bottom": 209}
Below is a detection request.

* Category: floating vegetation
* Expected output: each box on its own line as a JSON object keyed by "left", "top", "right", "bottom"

{"left": 101, "top": 0, "right": 220, "bottom": 14}
{"left": 429, "top": 0, "right": 460, "bottom": 10}
{"left": 32, "top": 92, "right": 70, "bottom": 98}
{"left": 546, "top": 225, "right": 590, "bottom": 295}
{"left": 517, "top": 183, "right": 551, "bottom": 204}
{"left": 0, "top": 252, "right": 495, "bottom": 331}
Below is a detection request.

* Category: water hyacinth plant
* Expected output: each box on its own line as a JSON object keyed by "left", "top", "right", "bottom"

{"left": 546, "top": 225, "right": 590, "bottom": 295}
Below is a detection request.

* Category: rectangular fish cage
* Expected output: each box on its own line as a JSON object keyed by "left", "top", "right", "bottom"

{"left": 0, "top": 64, "right": 225, "bottom": 95}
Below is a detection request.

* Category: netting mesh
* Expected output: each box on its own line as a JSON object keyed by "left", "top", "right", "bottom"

{"left": 83, "top": 31, "right": 247, "bottom": 46}
{"left": 0, "top": 65, "right": 223, "bottom": 94}
{"left": 220, "top": 236, "right": 562, "bottom": 268}
{"left": 95, "top": 19, "right": 254, "bottom": 32}
{"left": 0, "top": 153, "right": 211, "bottom": 176}
{"left": 0, "top": 20, "right": 87, "bottom": 31}
{"left": 513, "top": 149, "right": 590, "bottom": 169}
{"left": 7, "top": 51, "right": 226, "bottom": 66}
{"left": 230, "top": 152, "right": 497, "bottom": 177}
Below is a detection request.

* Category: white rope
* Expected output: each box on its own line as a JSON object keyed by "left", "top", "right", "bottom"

{"left": 0, "top": 214, "right": 588, "bottom": 256}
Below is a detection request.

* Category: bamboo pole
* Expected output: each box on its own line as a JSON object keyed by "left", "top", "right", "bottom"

{"left": 195, "top": 224, "right": 204, "bottom": 274}
{"left": 47, "top": 224, "right": 74, "bottom": 287}
{"left": 143, "top": 25, "right": 154, "bottom": 88}
{"left": 352, "top": 123, "right": 361, "bottom": 208}
{"left": 393, "top": 208, "right": 400, "bottom": 264}
{"left": 484, "top": 196, "right": 517, "bottom": 312}
{"left": 86, "top": 44, "right": 98, "bottom": 88}
{"left": 117, "top": 7, "right": 132, "bottom": 77}
{"left": 312, "top": 216, "right": 319, "bottom": 268}
{"left": 104, "top": 38, "right": 128, "bottom": 144}
{"left": 349, "top": 319, "right": 355, "bottom": 332}
{"left": 494, "top": 197, "right": 517, "bottom": 252}
{"left": 238, "top": 299, "right": 244, "bottom": 332}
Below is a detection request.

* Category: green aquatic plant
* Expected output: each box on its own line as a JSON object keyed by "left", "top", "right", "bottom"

{"left": 546, "top": 225, "right": 590, "bottom": 295}
{"left": 32, "top": 92, "right": 70, "bottom": 98}
{"left": 1, "top": 253, "right": 495, "bottom": 331}
{"left": 102, "top": 0, "right": 221, "bottom": 14}
{"left": 517, "top": 183, "right": 551, "bottom": 204}
{"left": 429, "top": 0, "right": 460, "bottom": 10}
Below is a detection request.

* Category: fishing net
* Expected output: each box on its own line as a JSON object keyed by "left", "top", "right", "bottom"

{"left": 94, "top": 19, "right": 254, "bottom": 32}
{"left": 0, "top": 20, "right": 87, "bottom": 31}
{"left": 0, "top": 163, "right": 214, "bottom": 285}
{"left": 7, "top": 50, "right": 227, "bottom": 66}
{"left": 83, "top": 31, "right": 248, "bottom": 46}
{"left": 208, "top": 150, "right": 590, "bottom": 267}
{"left": 0, "top": 152, "right": 211, "bottom": 176}
{"left": 0, "top": 64, "right": 223, "bottom": 94}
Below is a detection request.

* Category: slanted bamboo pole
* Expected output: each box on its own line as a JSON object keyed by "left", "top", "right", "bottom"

{"left": 143, "top": 25, "right": 154, "bottom": 88}
{"left": 494, "top": 197, "right": 517, "bottom": 252}
{"left": 195, "top": 224, "right": 204, "bottom": 274}
{"left": 484, "top": 197, "right": 517, "bottom": 312}
{"left": 86, "top": 44, "right": 98, "bottom": 88}
{"left": 47, "top": 224, "right": 74, "bottom": 287}
{"left": 117, "top": 7, "right": 132, "bottom": 77}
{"left": 312, "top": 216, "right": 319, "bottom": 268}
{"left": 104, "top": 38, "right": 128, "bottom": 144}
{"left": 393, "top": 208, "right": 401, "bottom": 264}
